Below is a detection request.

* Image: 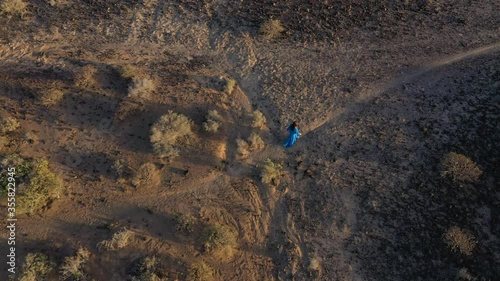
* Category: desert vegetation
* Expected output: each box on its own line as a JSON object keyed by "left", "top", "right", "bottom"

{"left": 18, "top": 253, "right": 56, "bottom": 281}
{"left": 187, "top": 262, "right": 214, "bottom": 281}
{"left": 0, "top": 116, "right": 20, "bottom": 134}
{"left": 444, "top": 226, "right": 477, "bottom": 256}
{"left": 260, "top": 158, "right": 282, "bottom": 186}
{"left": 440, "top": 152, "right": 482, "bottom": 183}
{"left": 60, "top": 247, "right": 91, "bottom": 280}
{"left": 223, "top": 78, "right": 236, "bottom": 94}
{"left": 260, "top": 19, "right": 285, "bottom": 39}
{"left": 1, "top": 0, "right": 499, "bottom": 280}
{"left": 129, "top": 256, "right": 166, "bottom": 281}
{"left": 132, "top": 162, "right": 161, "bottom": 188}
{"left": 203, "top": 110, "right": 224, "bottom": 133}
{"left": 74, "top": 65, "right": 97, "bottom": 88}
{"left": 0, "top": 0, "right": 28, "bottom": 17}
{"left": 200, "top": 223, "right": 237, "bottom": 255}
{"left": 98, "top": 228, "right": 134, "bottom": 251}
{"left": 128, "top": 77, "right": 156, "bottom": 100}
{"left": 150, "top": 111, "right": 193, "bottom": 159}
{"left": 251, "top": 110, "right": 266, "bottom": 129}
{"left": 0, "top": 155, "right": 62, "bottom": 213}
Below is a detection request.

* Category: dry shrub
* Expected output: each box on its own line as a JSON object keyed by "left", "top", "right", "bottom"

{"left": 98, "top": 228, "right": 134, "bottom": 250}
{"left": 252, "top": 110, "right": 266, "bottom": 129}
{"left": 39, "top": 88, "right": 65, "bottom": 106}
{"left": 128, "top": 77, "right": 155, "bottom": 100}
{"left": 151, "top": 111, "right": 193, "bottom": 159}
{"left": 120, "top": 65, "right": 138, "bottom": 80}
{"left": 60, "top": 247, "right": 90, "bottom": 280}
{"left": 203, "top": 110, "right": 223, "bottom": 133}
{"left": 46, "top": 0, "right": 68, "bottom": 7}
{"left": 0, "top": 117, "right": 20, "bottom": 134}
{"left": 187, "top": 262, "right": 214, "bottom": 281}
{"left": 440, "top": 152, "right": 482, "bottom": 183}
{"left": 0, "top": 136, "right": 8, "bottom": 152}
{"left": 75, "top": 65, "right": 97, "bottom": 87}
{"left": 260, "top": 19, "right": 285, "bottom": 39}
{"left": 247, "top": 133, "right": 265, "bottom": 152}
{"left": 223, "top": 78, "right": 236, "bottom": 94}
{"left": 1, "top": 0, "right": 28, "bottom": 17}
{"left": 444, "top": 226, "right": 477, "bottom": 256}
{"left": 19, "top": 159, "right": 63, "bottom": 213}
{"left": 19, "top": 253, "right": 56, "bottom": 281}
{"left": 175, "top": 213, "right": 196, "bottom": 234}
{"left": 236, "top": 138, "right": 250, "bottom": 159}
{"left": 261, "top": 158, "right": 282, "bottom": 186}
{"left": 201, "top": 223, "right": 237, "bottom": 254}
{"left": 132, "top": 163, "right": 161, "bottom": 187}
{"left": 112, "top": 159, "right": 132, "bottom": 179}
{"left": 130, "top": 256, "right": 167, "bottom": 281}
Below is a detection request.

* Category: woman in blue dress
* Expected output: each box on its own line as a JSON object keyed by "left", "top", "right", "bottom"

{"left": 284, "top": 121, "right": 301, "bottom": 148}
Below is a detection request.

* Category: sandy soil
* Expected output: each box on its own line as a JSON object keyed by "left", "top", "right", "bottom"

{"left": 0, "top": 0, "right": 499, "bottom": 280}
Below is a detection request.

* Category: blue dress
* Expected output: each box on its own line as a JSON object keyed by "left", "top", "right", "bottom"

{"left": 284, "top": 125, "right": 300, "bottom": 147}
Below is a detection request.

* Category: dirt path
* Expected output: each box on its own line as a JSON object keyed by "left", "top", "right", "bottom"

{"left": 302, "top": 41, "right": 500, "bottom": 137}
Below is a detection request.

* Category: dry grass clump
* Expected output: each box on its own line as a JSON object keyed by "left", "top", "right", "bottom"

{"left": 74, "top": 65, "right": 97, "bottom": 87}
{"left": 151, "top": 111, "right": 193, "bottom": 159}
{"left": 0, "top": 117, "right": 20, "bottom": 134}
{"left": 444, "top": 226, "right": 477, "bottom": 256}
{"left": 247, "top": 133, "right": 265, "bottom": 151}
{"left": 236, "top": 138, "right": 250, "bottom": 160}
{"left": 112, "top": 159, "right": 132, "bottom": 179}
{"left": 60, "top": 247, "right": 90, "bottom": 280}
{"left": 128, "top": 77, "right": 156, "bottom": 100}
{"left": 98, "top": 228, "right": 134, "bottom": 251}
{"left": 19, "top": 253, "right": 56, "bottom": 281}
{"left": 1, "top": 0, "right": 28, "bottom": 17}
{"left": 223, "top": 78, "right": 236, "bottom": 94}
{"left": 236, "top": 133, "right": 265, "bottom": 160}
{"left": 187, "top": 262, "right": 214, "bottom": 281}
{"left": 130, "top": 256, "right": 167, "bottom": 281}
{"left": 175, "top": 213, "right": 196, "bottom": 234}
{"left": 132, "top": 162, "right": 161, "bottom": 187}
{"left": 39, "top": 88, "right": 65, "bottom": 106}
{"left": 252, "top": 110, "right": 266, "bottom": 129}
{"left": 19, "top": 159, "right": 63, "bottom": 213}
{"left": 203, "top": 110, "right": 224, "bottom": 133}
{"left": 0, "top": 136, "right": 8, "bottom": 153}
{"left": 261, "top": 158, "right": 282, "bottom": 186}
{"left": 120, "top": 65, "right": 138, "bottom": 80}
{"left": 201, "top": 224, "right": 237, "bottom": 254}
{"left": 440, "top": 152, "right": 482, "bottom": 183}
{"left": 260, "top": 19, "right": 285, "bottom": 39}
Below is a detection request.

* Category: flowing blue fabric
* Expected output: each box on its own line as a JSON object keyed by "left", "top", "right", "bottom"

{"left": 284, "top": 125, "right": 300, "bottom": 147}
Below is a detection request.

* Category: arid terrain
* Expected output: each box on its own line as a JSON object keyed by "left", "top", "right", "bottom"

{"left": 0, "top": 0, "right": 499, "bottom": 280}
